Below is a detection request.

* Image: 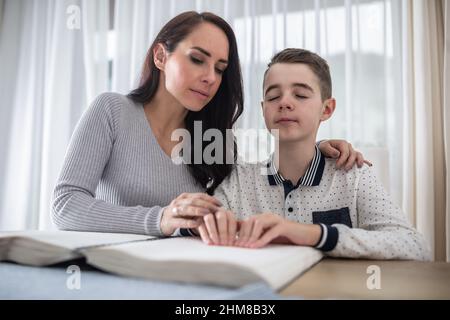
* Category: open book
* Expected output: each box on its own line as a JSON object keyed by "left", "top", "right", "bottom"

{"left": 0, "top": 230, "right": 323, "bottom": 290}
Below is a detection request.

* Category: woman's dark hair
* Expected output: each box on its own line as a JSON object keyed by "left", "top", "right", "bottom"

{"left": 128, "top": 11, "right": 243, "bottom": 194}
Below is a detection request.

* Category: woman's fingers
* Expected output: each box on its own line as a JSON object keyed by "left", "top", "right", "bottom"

{"left": 170, "top": 217, "right": 202, "bottom": 230}
{"left": 356, "top": 151, "right": 365, "bottom": 168}
{"left": 186, "top": 197, "right": 222, "bottom": 212}
{"left": 344, "top": 145, "right": 357, "bottom": 171}
{"left": 161, "top": 192, "right": 223, "bottom": 237}
{"left": 335, "top": 143, "right": 350, "bottom": 168}
{"left": 364, "top": 159, "right": 373, "bottom": 167}
{"left": 171, "top": 193, "right": 222, "bottom": 218}
{"left": 186, "top": 193, "right": 222, "bottom": 207}
{"left": 171, "top": 205, "right": 210, "bottom": 218}
{"left": 318, "top": 140, "right": 341, "bottom": 158}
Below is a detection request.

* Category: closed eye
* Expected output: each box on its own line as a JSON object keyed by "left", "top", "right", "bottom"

{"left": 267, "top": 96, "right": 279, "bottom": 101}
{"left": 190, "top": 56, "right": 203, "bottom": 65}
{"left": 295, "top": 95, "right": 308, "bottom": 99}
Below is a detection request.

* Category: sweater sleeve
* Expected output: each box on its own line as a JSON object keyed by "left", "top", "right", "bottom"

{"left": 51, "top": 93, "right": 165, "bottom": 236}
{"left": 326, "top": 166, "right": 431, "bottom": 261}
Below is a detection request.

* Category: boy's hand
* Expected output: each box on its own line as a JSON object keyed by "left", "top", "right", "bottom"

{"left": 318, "top": 139, "right": 372, "bottom": 170}
{"left": 195, "top": 209, "right": 237, "bottom": 246}
{"left": 236, "top": 213, "right": 322, "bottom": 249}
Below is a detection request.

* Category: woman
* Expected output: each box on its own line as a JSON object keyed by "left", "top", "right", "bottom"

{"left": 52, "top": 11, "right": 365, "bottom": 237}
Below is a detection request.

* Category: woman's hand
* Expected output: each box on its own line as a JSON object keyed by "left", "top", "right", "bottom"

{"left": 235, "top": 213, "right": 322, "bottom": 249}
{"left": 160, "top": 193, "right": 222, "bottom": 236}
{"left": 318, "top": 139, "right": 372, "bottom": 171}
{"left": 196, "top": 209, "right": 237, "bottom": 246}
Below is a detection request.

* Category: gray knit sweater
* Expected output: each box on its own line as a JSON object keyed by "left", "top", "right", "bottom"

{"left": 52, "top": 93, "right": 204, "bottom": 236}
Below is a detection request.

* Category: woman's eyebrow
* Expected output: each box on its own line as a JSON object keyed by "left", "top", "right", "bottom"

{"left": 191, "top": 46, "right": 228, "bottom": 64}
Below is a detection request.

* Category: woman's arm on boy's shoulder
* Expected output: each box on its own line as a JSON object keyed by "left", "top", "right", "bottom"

{"left": 318, "top": 139, "right": 371, "bottom": 170}
{"left": 327, "top": 165, "right": 431, "bottom": 261}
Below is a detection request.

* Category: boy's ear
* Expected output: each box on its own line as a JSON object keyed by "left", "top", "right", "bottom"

{"left": 320, "top": 98, "right": 336, "bottom": 122}
{"left": 153, "top": 43, "right": 167, "bottom": 71}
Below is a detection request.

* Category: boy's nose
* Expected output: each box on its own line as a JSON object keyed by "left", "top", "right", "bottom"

{"left": 278, "top": 95, "right": 294, "bottom": 110}
{"left": 278, "top": 101, "right": 293, "bottom": 111}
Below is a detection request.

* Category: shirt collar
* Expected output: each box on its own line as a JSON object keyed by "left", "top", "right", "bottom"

{"left": 267, "top": 144, "right": 325, "bottom": 187}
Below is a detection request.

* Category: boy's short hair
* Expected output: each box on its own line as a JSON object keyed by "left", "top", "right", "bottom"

{"left": 263, "top": 48, "right": 332, "bottom": 101}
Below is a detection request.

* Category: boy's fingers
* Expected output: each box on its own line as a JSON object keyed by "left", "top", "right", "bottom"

{"left": 215, "top": 211, "right": 228, "bottom": 246}
{"left": 227, "top": 211, "right": 237, "bottom": 246}
{"left": 197, "top": 224, "right": 212, "bottom": 245}
{"left": 204, "top": 214, "right": 220, "bottom": 245}
{"left": 237, "top": 218, "right": 254, "bottom": 246}
{"left": 235, "top": 220, "right": 246, "bottom": 246}
{"left": 250, "top": 225, "right": 282, "bottom": 248}
{"left": 246, "top": 220, "right": 264, "bottom": 246}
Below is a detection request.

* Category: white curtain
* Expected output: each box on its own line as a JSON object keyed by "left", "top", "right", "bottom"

{"left": 0, "top": 0, "right": 409, "bottom": 228}
{"left": 402, "top": 0, "right": 447, "bottom": 261}
{"left": 111, "top": 0, "right": 404, "bottom": 199}
{"left": 111, "top": 0, "right": 229, "bottom": 94}
{"left": 0, "top": 0, "right": 109, "bottom": 230}
{"left": 1, "top": 0, "right": 446, "bottom": 261}
{"left": 444, "top": 0, "right": 450, "bottom": 262}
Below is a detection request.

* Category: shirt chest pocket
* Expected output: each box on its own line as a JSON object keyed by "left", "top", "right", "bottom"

{"left": 312, "top": 207, "right": 352, "bottom": 228}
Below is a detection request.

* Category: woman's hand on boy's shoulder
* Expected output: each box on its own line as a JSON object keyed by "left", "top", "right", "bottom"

{"left": 318, "top": 139, "right": 372, "bottom": 171}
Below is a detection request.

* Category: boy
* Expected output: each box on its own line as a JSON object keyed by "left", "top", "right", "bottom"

{"left": 195, "top": 48, "right": 430, "bottom": 260}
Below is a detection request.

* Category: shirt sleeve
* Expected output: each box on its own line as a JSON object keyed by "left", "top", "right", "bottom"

{"left": 325, "top": 166, "right": 431, "bottom": 261}
{"left": 51, "top": 93, "right": 165, "bottom": 236}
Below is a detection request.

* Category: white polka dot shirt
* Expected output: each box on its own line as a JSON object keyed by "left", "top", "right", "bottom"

{"left": 213, "top": 145, "right": 431, "bottom": 261}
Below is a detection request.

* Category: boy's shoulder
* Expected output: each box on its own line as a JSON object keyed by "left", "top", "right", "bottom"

{"left": 231, "top": 157, "right": 373, "bottom": 180}
{"left": 235, "top": 158, "right": 273, "bottom": 175}
{"left": 221, "top": 158, "right": 272, "bottom": 185}
{"left": 323, "top": 157, "right": 372, "bottom": 180}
